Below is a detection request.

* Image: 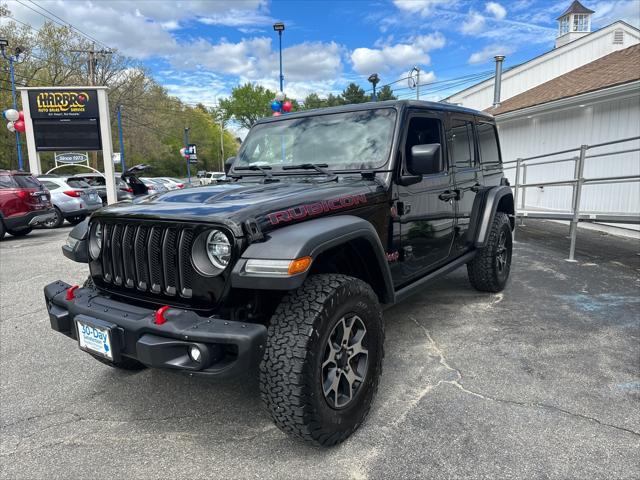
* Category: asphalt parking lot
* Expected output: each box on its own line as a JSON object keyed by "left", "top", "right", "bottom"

{"left": 1, "top": 220, "right": 639, "bottom": 479}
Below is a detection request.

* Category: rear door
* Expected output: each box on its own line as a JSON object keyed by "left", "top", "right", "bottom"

{"left": 446, "top": 114, "right": 480, "bottom": 254}
{"left": 396, "top": 111, "right": 456, "bottom": 284}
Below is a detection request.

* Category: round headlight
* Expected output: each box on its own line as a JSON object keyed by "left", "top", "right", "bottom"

{"left": 89, "top": 222, "right": 102, "bottom": 259}
{"left": 206, "top": 230, "right": 231, "bottom": 269}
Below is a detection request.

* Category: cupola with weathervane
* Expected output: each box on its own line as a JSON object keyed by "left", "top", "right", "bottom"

{"left": 556, "top": 0, "right": 595, "bottom": 48}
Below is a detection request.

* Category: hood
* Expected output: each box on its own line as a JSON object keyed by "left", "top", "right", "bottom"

{"left": 94, "top": 177, "right": 388, "bottom": 236}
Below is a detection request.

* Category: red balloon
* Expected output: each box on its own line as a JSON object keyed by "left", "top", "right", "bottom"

{"left": 13, "top": 120, "right": 25, "bottom": 133}
{"left": 272, "top": 111, "right": 282, "bottom": 116}
{"left": 18, "top": 111, "right": 24, "bottom": 121}
{"left": 282, "top": 101, "right": 292, "bottom": 112}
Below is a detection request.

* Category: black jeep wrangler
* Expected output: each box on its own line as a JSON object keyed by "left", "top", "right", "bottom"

{"left": 45, "top": 100, "right": 514, "bottom": 446}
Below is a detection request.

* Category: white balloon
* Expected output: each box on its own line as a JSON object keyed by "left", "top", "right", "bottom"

{"left": 4, "top": 109, "right": 19, "bottom": 122}
{"left": 275, "top": 91, "right": 285, "bottom": 101}
{"left": 179, "top": 147, "right": 186, "bottom": 155}
{"left": 7, "top": 121, "right": 15, "bottom": 132}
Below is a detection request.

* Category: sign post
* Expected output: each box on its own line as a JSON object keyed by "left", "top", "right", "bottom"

{"left": 18, "top": 86, "right": 117, "bottom": 204}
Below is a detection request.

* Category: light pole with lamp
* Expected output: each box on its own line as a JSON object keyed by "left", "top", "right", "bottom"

{"left": 273, "top": 22, "right": 285, "bottom": 92}
{"left": 0, "top": 38, "right": 24, "bottom": 170}
{"left": 368, "top": 73, "right": 380, "bottom": 101}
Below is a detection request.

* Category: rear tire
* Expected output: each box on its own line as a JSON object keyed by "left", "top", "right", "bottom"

{"left": 7, "top": 227, "right": 32, "bottom": 237}
{"left": 42, "top": 207, "right": 63, "bottom": 229}
{"left": 467, "top": 211, "right": 513, "bottom": 292}
{"left": 260, "top": 274, "right": 384, "bottom": 446}
{"left": 0, "top": 220, "right": 5, "bottom": 241}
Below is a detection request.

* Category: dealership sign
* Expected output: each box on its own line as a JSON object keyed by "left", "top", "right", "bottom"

{"left": 55, "top": 152, "right": 89, "bottom": 164}
{"left": 27, "top": 89, "right": 102, "bottom": 152}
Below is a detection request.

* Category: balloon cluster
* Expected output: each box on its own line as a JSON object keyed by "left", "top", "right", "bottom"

{"left": 3, "top": 109, "right": 25, "bottom": 133}
{"left": 179, "top": 147, "right": 188, "bottom": 159}
{"left": 270, "top": 91, "right": 292, "bottom": 117}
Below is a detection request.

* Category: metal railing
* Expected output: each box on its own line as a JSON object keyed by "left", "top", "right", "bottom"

{"left": 503, "top": 136, "right": 640, "bottom": 261}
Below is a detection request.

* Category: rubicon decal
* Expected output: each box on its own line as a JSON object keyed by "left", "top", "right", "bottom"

{"left": 267, "top": 194, "right": 368, "bottom": 225}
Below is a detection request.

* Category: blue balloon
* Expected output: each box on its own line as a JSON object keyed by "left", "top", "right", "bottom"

{"left": 1, "top": 110, "right": 6, "bottom": 120}
{"left": 271, "top": 100, "right": 282, "bottom": 112}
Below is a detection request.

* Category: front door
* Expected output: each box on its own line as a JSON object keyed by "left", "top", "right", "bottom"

{"left": 396, "top": 113, "right": 456, "bottom": 285}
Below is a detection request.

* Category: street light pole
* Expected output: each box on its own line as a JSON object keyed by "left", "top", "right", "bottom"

{"left": 368, "top": 73, "right": 380, "bottom": 102}
{"left": 1, "top": 40, "right": 24, "bottom": 170}
{"left": 184, "top": 127, "right": 191, "bottom": 185}
{"left": 116, "top": 105, "right": 126, "bottom": 171}
{"left": 273, "top": 22, "right": 285, "bottom": 92}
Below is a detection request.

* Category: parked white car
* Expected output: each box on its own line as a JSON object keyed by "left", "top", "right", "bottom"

{"left": 154, "top": 177, "right": 186, "bottom": 190}
{"left": 199, "top": 171, "right": 226, "bottom": 186}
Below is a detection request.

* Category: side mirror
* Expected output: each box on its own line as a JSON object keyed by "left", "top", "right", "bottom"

{"left": 224, "top": 156, "right": 236, "bottom": 174}
{"left": 408, "top": 143, "right": 442, "bottom": 176}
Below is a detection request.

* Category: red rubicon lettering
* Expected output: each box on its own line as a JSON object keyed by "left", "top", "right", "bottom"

{"left": 268, "top": 194, "right": 368, "bottom": 225}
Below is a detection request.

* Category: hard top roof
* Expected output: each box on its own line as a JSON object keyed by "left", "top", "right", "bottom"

{"left": 254, "top": 99, "right": 494, "bottom": 125}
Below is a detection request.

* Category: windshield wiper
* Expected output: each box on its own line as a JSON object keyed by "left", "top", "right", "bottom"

{"left": 282, "top": 163, "right": 338, "bottom": 182}
{"left": 233, "top": 165, "right": 278, "bottom": 183}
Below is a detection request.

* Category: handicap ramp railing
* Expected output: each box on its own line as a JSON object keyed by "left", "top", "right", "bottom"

{"left": 503, "top": 136, "right": 640, "bottom": 261}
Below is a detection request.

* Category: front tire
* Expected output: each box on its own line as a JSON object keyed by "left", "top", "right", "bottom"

{"left": 0, "top": 220, "right": 5, "bottom": 241}
{"left": 260, "top": 274, "right": 384, "bottom": 446}
{"left": 467, "top": 211, "right": 513, "bottom": 292}
{"left": 7, "top": 227, "right": 32, "bottom": 237}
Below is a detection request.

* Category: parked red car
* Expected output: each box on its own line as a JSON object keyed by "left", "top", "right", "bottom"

{"left": 0, "top": 170, "right": 55, "bottom": 240}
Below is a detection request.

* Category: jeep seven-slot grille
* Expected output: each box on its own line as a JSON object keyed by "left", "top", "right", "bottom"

{"left": 100, "top": 222, "right": 195, "bottom": 298}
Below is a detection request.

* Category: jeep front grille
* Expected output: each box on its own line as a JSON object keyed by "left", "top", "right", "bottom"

{"left": 99, "top": 222, "right": 196, "bottom": 298}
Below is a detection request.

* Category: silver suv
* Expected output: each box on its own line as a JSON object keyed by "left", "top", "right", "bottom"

{"left": 37, "top": 176, "right": 103, "bottom": 228}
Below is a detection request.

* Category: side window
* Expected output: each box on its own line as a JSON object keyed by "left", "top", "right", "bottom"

{"left": 448, "top": 118, "right": 475, "bottom": 169}
{"left": 405, "top": 116, "right": 444, "bottom": 173}
{"left": 476, "top": 122, "right": 501, "bottom": 164}
{"left": 41, "top": 181, "right": 60, "bottom": 190}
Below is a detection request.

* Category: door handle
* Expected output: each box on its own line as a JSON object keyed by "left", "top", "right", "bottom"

{"left": 470, "top": 183, "right": 482, "bottom": 193}
{"left": 438, "top": 190, "right": 458, "bottom": 201}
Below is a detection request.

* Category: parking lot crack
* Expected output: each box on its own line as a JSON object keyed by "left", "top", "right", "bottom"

{"left": 409, "top": 317, "right": 640, "bottom": 438}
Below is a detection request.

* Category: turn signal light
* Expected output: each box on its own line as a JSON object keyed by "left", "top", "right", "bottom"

{"left": 288, "top": 256, "right": 312, "bottom": 275}
{"left": 154, "top": 305, "right": 171, "bottom": 325}
{"left": 65, "top": 285, "right": 79, "bottom": 300}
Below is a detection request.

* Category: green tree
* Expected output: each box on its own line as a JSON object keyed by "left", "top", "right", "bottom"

{"left": 376, "top": 85, "right": 397, "bottom": 101}
{"left": 218, "top": 83, "right": 275, "bottom": 130}
{"left": 302, "top": 93, "right": 326, "bottom": 110}
{"left": 341, "top": 83, "right": 368, "bottom": 105}
{"left": 325, "top": 93, "right": 344, "bottom": 107}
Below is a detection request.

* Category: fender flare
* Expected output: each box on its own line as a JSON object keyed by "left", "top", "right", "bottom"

{"left": 231, "top": 215, "right": 395, "bottom": 303}
{"left": 471, "top": 186, "right": 514, "bottom": 248}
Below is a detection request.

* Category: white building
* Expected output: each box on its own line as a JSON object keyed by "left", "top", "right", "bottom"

{"left": 444, "top": 1, "right": 640, "bottom": 226}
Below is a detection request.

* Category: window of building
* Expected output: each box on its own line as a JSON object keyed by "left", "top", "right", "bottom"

{"left": 573, "top": 14, "right": 589, "bottom": 32}
{"left": 559, "top": 16, "right": 570, "bottom": 35}
{"left": 448, "top": 119, "right": 475, "bottom": 169}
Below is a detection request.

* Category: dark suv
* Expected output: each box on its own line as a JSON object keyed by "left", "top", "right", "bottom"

{"left": 0, "top": 170, "right": 54, "bottom": 240}
{"left": 45, "top": 100, "right": 514, "bottom": 446}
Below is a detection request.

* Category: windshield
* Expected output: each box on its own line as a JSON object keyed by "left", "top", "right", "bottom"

{"left": 236, "top": 108, "right": 397, "bottom": 171}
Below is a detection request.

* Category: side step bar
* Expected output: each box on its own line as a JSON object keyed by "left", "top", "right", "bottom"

{"left": 393, "top": 251, "right": 476, "bottom": 304}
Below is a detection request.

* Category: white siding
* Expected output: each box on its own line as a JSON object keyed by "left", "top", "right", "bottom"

{"left": 446, "top": 22, "right": 640, "bottom": 111}
{"left": 498, "top": 93, "right": 640, "bottom": 217}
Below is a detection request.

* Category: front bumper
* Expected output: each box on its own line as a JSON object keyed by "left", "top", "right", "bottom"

{"left": 44, "top": 281, "right": 267, "bottom": 378}
{"left": 4, "top": 209, "right": 56, "bottom": 229}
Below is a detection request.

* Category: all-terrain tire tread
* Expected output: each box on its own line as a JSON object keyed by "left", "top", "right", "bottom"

{"left": 259, "top": 273, "right": 383, "bottom": 447}
{"left": 467, "top": 212, "right": 511, "bottom": 292}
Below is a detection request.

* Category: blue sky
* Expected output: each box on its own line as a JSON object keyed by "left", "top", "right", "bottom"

{"left": 7, "top": 0, "right": 640, "bottom": 105}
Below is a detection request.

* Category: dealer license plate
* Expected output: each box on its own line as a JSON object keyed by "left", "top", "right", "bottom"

{"left": 77, "top": 320, "right": 113, "bottom": 360}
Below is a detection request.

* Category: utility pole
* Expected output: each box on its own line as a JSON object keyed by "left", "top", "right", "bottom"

{"left": 219, "top": 119, "right": 224, "bottom": 172}
{"left": 184, "top": 127, "right": 191, "bottom": 185}
{"left": 116, "top": 105, "right": 126, "bottom": 171}
{"left": 0, "top": 39, "right": 24, "bottom": 170}
{"left": 70, "top": 44, "right": 112, "bottom": 169}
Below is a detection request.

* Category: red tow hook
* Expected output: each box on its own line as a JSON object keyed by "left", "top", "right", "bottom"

{"left": 65, "top": 285, "right": 79, "bottom": 301}
{"left": 154, "top": 305, "right": 171, "bottom": 325}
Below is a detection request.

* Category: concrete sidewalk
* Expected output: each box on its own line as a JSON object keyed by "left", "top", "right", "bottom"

{"left": 1, "top": 220, "right": 638, "bottom": 479}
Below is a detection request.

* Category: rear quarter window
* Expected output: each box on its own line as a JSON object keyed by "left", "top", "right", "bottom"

{"left": 13, "top": 175, "right": 42, "bottom": 189}
{"left": 0, "top": 175, "right": 16, "bottom": 189}
{"left": 477, "top": 122, "right": 501, "bottom": 164}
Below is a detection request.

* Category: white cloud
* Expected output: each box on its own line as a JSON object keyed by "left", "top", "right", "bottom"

{"left": 485, "top": 2, "right": 507, "bottom": 20}
{"left": 350, "top": 33, "right": 445, "bottom": 75}
{"left": 468, "top": 44, "right": 515, "bottom": 65}
{"left": 461, "top": 11, "right": 486, "bottom": 34}
{"left": 591, "top": 0, "right": 640, "bottom": 28}
{"left": 393, "top": 0, "right": 459, "bottom": 16}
